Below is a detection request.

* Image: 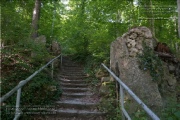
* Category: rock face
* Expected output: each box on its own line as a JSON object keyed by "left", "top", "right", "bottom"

{"left": 51, "top": 41, "right": 61, "bottom": 55}
{"left": 110, "top": 27, "right": 162, "bottom": 114}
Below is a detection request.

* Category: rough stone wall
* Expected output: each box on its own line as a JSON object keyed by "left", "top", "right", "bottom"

{"left": 110, "top": 27, "right": 162, "bottom": 114}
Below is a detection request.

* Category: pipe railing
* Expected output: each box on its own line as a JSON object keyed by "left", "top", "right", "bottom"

{"left": 101, "top": 63, "right": 160, "bottom": 120}
{"left": 0, "top": 54, "right": 62, "bottom": 120}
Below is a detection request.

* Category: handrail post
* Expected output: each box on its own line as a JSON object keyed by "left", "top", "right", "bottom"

{"left": 14, "top": 81, "right": 23, "bottom": 120}
{"left": 60, "top": 55, "right": 62, "bottom": 68}
{"left": 101, "top": 63, "right": 160, "bottom": 120}
{"left": 51, "top": 61, "right": 54, "bottom": 79}
{"left": 120, "top": 85, "right": 125, "bottom": 120}
{"left": 1, "top": 54, "right": 62, "bottom": 120}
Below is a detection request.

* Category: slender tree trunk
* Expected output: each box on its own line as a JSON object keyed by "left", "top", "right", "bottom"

{"left": 177, "top": 0, "right": 180, "bottom": 38}
{"left": 116, "top": 9, "right": 121, "bottom": 37}
{"left": 80, "top": 0, "right": 89, "bottom": 55}
{"left": 149, "top": 0, "right": 155, "bottom": 37}
{"left": 31, "top": 0, "right": 41, "bottom": 39}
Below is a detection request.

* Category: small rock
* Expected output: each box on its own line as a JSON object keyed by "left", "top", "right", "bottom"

{"left": 136, "top": 44, "right": 143, "bottom": 50}
{"left": 101, "top": 77, "right": 110, "bottom": 83}
{"left": 130, "top": 40, "right": 136, "bottom": 48}
{"left": 129, "top": 48, "right": 138, "bottom": 57}
{"left": 167, "top": 77, "right": 176, "bottom": 86}
{"left": 126, "top": 38, "right": 132, "bottom": 43}
{"left": 99, "top": 85, "right": 110, "bottom": 97}
{"left": 129, "top": 33, "right": 138, "bottom": 39}
{"left": 169, "top": 65, "right": 176, "bottom": 74}
{"left": 127, "top": 43, "right": 132, "bottom": 48}
{"left": 51, "top": 41, "right": 61, "bottom": 55}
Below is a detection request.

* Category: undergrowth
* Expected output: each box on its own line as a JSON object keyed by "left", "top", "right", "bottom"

{"left": 161, "top": 103, "right": 180, "bottom": 120}
{"left": 1, "top": 42, "right": 62, "bottom": 119}
{"left": 138, "top": 43, "right": 164, "bottom": 83}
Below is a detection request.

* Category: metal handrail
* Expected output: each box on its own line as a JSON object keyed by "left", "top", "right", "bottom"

{"left": 101, "top": 63, "right": 160, "bottom": 120}
{"left": 0, "top": 54, "right": 62, "bottom": 120}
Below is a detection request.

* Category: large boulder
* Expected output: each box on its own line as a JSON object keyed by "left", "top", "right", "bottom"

{"left": 110, "top": 27, "right": 162, "bottom": 114}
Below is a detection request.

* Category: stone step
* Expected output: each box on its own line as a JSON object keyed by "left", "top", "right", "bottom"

{"left": 62, "top": 93, "right": 93, "bottom": 98}
{"left": 61, "top": 83, "right": 88, "bottom": 88}
{"left": 61, "top": 70, "right": 84, "bottom": 73}
{"left": 62, "top": 65, "right": 83, "bottom": 68}
{"left": 60, "top": 73, "right": 87, "bottom": 77}
{"left": 40, "top": 116, "right": 105, "bottom": 120}
{"left": 62, "top": 63, "right": 81, "bottom": 66}
{"left": 36, "top": 109, "right": 105, "bottom": 120}
{"left": 61, "top": 61, "right": 81, "bottom": 65}
{"left": 60, "top": 71, "right": 86, "bottom": 74}
{"left": 56, "top": 100, "right": 98, "bottom": 110}
{"left": 60, "top": 79, "right": 87, "bottom": 84}
{"left": 54, "top": 109, "right": 105, "bottom": 118}
{"left": 61, "top": 71, "right": 85, "bottom": 75}
{"left": 59, "top": 75, "right": 88, "bottom": 79}
{"left": 62, "top": 69, "right": 84, "bottom": 72}
{"left": 61, "top": 70, "right": 85, "bottom": 73}
{"left": 33, "top": 113, "right": 106, "bottom": 120}
{"left": 62, "top": 64, "right": 81, "bottom": 68}
{"left": 61, "top": 67, "right": 84, "bottom": 71}
{"left": 61, "top": 88, "right": 90, "bottom": 92}
{"left": 62, "top": 66, "right": 84, "bottom": 69}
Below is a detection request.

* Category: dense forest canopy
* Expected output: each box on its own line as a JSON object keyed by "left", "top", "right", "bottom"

{"left": 1, "top": 0, "right": 179, "bottom": 62}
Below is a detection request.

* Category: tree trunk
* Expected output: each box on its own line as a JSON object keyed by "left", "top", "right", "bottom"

{"left": 31, "top": 0, "right": 41, "bottom": 39}
{"left": 149, "top": 0, "right": 155, "bottom": 37}
{"left": 177, "top": 0, "right": 180, "bottom": 38}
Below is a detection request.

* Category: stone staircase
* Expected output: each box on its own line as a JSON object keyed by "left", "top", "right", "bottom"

{"left": 35, "top": 56, "right": 106, "bottom": 120}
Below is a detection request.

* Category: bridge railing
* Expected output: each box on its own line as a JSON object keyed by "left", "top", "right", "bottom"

{"left": 101, "top": 63, "right": 160, "bottom": 120}
{"left": 0, "top": 54, "right": 62, "bottom": 120}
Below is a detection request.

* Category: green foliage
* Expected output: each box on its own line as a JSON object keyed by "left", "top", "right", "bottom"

{"left": 1, "top": 67, "right": 61, "bottom": 119}
{"left": 1, "top": 40, "right": 61, "bottom": 119}
{"left": 1, "top": 0, "right": 33, "bottom": 44}
{"left": 138, "top": 43, "right": 164, "bottom": 82}
{"left": 132, "top": 109, "right": 148, "bottom": 120}
{"left": 97, "top": 80, "right": 121, "bottom": 120}
{"left": 99, "top": 98, "right": 122, "bottom": 120}
{"left": 161, "top": 104, "right": 180, "bottom": 120}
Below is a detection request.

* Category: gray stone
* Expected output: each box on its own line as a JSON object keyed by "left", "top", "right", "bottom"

{"left": 129, "top": 33, "right": 138, "bottom": 40}
{"left": 51, "top": 41, "right": 61, "bottom": 55}
{"left": 169, "top": 65, "right": 176, "bottom": 73}
{"left": 101, "top": 77, "right": 110, "bottom": 83}
{"left": 95, "top": 69, "right": 108, "bottom": 79}
{"left": 99, "top": 85, "right": 110, "bottom": 97}
{"left": 110, "top": 26, "right": 163, "bottom": 114}
{"left": 167, "top": 75, "right": 177, "bottom": 86}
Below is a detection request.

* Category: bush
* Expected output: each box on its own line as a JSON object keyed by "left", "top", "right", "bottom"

{"left": 138, "top": 43, "right": 163, "bottom": 82}
{"left": 1, "top": 42, "right": 62, "bottom": 119}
